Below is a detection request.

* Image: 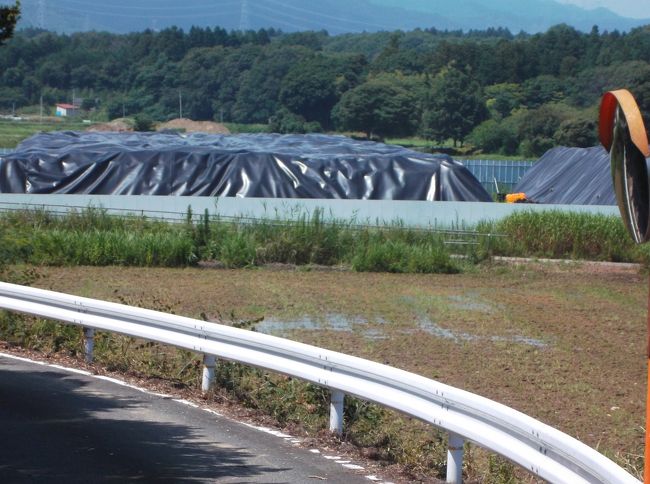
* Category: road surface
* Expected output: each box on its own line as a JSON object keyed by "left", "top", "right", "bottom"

{"left": 0, "top": 355, "right": 374, "bottom": 483}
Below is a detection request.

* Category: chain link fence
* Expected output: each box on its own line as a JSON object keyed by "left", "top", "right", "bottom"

{"left": 458, "top": 159, "right": 534, "bottom": 196}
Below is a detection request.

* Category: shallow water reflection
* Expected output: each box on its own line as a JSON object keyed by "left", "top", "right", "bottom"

{"left": 257, "top": 313, "right": 546, "bottom": 348}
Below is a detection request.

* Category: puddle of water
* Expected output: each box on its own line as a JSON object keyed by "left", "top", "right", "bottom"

{"left": 417, "top": 317, "right": 546, "bottom": 348}
{"left": 256, "top": 313, "right": 546, "bottom": 348}
{"left": 491, "top": 335, "right": 546, "bottom": 348}
{"left": 256, "top": 318, "right": 319, "bottom": 336}
{"left": 363, "top": 328, "right": 388, "bottom": 340}
{"left": 328, "top": 313, "right": 365, "bottom": 331}
{"left": 448, "top": 295, "right": 494, "bottom": 313}
{"left": 417, "top": 318, "right": 463, "bottom": 342}
{"left": 257, "top": 313, "right": 369, "bottom": 336}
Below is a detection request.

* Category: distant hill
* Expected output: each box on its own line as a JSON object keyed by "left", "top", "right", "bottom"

{"left": 371, "top": 0, "right": 649, "bottom": 32}
{"left": 15, "top": 0, "right": 650, "bottom": 34}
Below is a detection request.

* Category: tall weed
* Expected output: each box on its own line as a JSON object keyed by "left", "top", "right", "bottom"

{"left": 352, "top": 234, "right": 459, "bottom": 274}
{"left": 479, "top": 211, "right": 636, "bottom": 262}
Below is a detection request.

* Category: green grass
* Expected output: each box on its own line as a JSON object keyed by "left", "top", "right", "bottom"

{"left": 0, "top": 208, "right": 197, "bottom": 267}
{"left": 0, "top": 207, "right": 464, "bottom": 273}
{"left": 0, "top": 118, "right": 94, "bottom": 148}
{"left": 384, "top": 137, "right": 533, "bottom": 160}
{"left": 477, "top": 210, "right": 639, "bottom": 262}
{"left": 0, "top": 207, "right": 642, "bottom": 271}
{"left": 223, "top": 123, "right": 270, "bottom": 134}
{"left": 384, "top": 136, "right": 443, "bottom": 148}
{"left": 1, "top": 256, "right": 643, "bottom": 481}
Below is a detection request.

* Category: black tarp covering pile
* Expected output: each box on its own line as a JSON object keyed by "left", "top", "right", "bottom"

{"left": 513, "top": 146, "right": 616, "bottom": 205}
{"left": 0, "top": 131, "right": 492, "bottom": 201}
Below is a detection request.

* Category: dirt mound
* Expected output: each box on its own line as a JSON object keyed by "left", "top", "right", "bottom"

{"left": 157, "top": 118, "right": 230, "bottom": 134}
{"left": 87, "top": 118, "right": 133, "bottom": 132}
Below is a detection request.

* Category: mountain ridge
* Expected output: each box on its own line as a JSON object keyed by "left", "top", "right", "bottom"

{"left": 14, "top": 0, "right": 650, "bottom": 35}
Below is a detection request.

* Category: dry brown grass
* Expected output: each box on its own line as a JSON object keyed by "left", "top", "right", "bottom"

{"left": 25, "top": 261, "right": 648, "bottom": 477}
{"left": 156, "top": 118, "right": 231, "bottom": 134}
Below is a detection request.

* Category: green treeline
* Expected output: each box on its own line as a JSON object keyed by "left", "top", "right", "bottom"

{"left": 1, "top": 24, "right": 650, "bottom": 156}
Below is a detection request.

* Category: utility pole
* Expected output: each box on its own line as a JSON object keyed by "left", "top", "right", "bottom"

{"left": 178, "top": 89, "right": 183, "bottom": 119}
{"left": 40, "top": 95, "right": 43, "bottom": 123}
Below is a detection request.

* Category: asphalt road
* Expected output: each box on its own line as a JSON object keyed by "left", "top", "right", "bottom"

{"left": 0, "top": 355, "right": 372, "bottom": 483}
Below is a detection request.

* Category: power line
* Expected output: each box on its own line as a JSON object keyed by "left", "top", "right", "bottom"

{"left": 51, "top": 3, "right": 241, "bottom": 20}
{"left": 56, "top": 0, "right": 241, "bottom": 12}
{"left": 252, "top": 3, "right": 351, "bottom": 33}
{"left": 33, "top": 0, "right": 392, "bottom": 33}
{"left": 259, "top": 0, "right": 393, "bottom": 30}
{"left": 248, "top": 10, "right": 308, "bottom": 32}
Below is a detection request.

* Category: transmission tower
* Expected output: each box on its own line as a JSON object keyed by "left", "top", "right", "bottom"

{"left": 37, "top": 0, "right": 46, "bottom": 29}
{"left": 239, "top": 0, "right": 250, "bottom": 31}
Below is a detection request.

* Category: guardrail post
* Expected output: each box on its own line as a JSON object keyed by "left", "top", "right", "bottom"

{"left": 83, "top": 327, "right": 95, "bottom": 363}
{"left": 329, "top": 390, "right": 344, "bottom": 435}
{"left": 446, "top": 432, "right": 464, "bottom": 483}
{"left": 202, "top": 354, "right": 216, "bottom": 393}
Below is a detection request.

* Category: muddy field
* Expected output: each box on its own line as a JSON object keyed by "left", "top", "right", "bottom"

{"left": 29, "top": 260, "right": 647, "bottom": 473}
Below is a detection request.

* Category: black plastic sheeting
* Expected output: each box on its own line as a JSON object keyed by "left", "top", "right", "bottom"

{"left": 0, "top": 132, "right": 492, "bottom": 202}
{"left": 513, "top": 146, "right": 616, "bottom": 205}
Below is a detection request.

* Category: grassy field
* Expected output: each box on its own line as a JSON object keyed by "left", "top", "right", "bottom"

{"left": 3, "top": 261, "right": 644, "bottom": 480}
{"left": 2, "top": 208, "right": 649, "bottom": 272}
{"left": 223, "top": 122, "right": 270, "bottom": 134}
{"left": 0, "top": 117, "right": 94, "bottom": 148}
{"left": 0, "top": 119, "right": 524, "bottom": 160}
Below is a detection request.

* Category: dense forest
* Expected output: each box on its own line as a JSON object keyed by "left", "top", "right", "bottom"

{"left": 1, "top": 24, "right": 649, "bottom": 156}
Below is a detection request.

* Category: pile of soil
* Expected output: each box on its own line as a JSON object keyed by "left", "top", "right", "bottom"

{"left": 87, "top": 118, "right": 133, "bottom": 132}
{"left": 157, "top": 118, "right": 230, "bottom": 134}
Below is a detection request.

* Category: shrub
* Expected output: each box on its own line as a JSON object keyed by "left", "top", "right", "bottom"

{"left": 479, "top": 211, "right": 634, "bottom": 262}
{"left": 218, "top": 231, "right": 257, "bottom": 268}
{"left": 352, "top": 237, "right": 458, "bottom": 274}
{"left": 133, "top": 115, "right": 154, "bottom": 132}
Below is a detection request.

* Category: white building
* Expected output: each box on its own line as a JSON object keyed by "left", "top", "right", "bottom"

{"left": 55, "top": 103, "right": 77, "bottom": 117}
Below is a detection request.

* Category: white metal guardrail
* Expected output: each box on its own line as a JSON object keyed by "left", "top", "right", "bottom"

{"left": 0, "top": 282, "right": 639, "bottom": 484}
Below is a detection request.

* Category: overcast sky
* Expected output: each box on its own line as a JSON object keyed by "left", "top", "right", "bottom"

{"left": 557, "top": 0, "right": 647, "bottom": 19}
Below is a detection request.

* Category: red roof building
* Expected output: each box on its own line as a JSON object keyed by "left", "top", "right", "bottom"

{"left": 55, "top": 103, "right": 77, "bottom": 117}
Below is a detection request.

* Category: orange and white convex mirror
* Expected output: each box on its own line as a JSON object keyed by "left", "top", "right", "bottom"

{"left": 600, "top": 89, "right": 650, "bottom": 243}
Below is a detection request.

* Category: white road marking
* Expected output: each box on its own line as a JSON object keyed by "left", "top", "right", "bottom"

{"left": 0, "top": 351, "right": 390, "bottom": 482}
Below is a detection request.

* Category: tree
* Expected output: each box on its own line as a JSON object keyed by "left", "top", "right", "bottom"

{"left": 0, "top": 1, "right": 19, "bottom": 46}
{"left": 332, "top": 75, "right": 420, "bottom": 140}
{"left": 371, "top": 32, "right": 424, "bottom": 75}
{"left": 466, "top": 119, "right": 518, "bottom": 155}
{"left": 231, "top": 45, "right": 310, "bottom": 123}
{"left": 212, "top": 44, "right": 263, "bottom": 122}
{"left": 522, "top": 75, "right": 564, "bottom": 108}
{"left": 421, "top": 66, "right": 487, "bottom": 146}
{"left": 178, "top": 46, "right": 227, "bottom": 120}
{"left": 516, "top": 104, "right": 572, "bottom": 156}
{"left": 133, "top": 114, "right": 154, "bottom": 132}
{"left": 553, "top": 118, "right": 597, "bottom": 147}
{"left": 269, "top": 108, "right": 321, "bottom": 134}
{"left": 279, "top": 54, "right": 365, "bottom": 129}
{"left": 485, "top": 83, "right": 523, "bottom": 119}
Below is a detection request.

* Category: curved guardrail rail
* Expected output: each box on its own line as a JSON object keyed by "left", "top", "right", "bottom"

{"left": 0, "top": 281, "right": 639, "bottom": 484}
